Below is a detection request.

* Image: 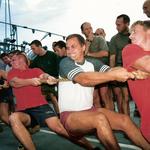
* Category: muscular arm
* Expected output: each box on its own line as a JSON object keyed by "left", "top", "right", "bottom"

{"left": 74, "top": 67, "right": 134, "bottom": 86}
{"left": 9, "top": 77, "right": 41, "bottom": 88}
{"left": 132, "top": 55, "right": 150, "bottom": 73}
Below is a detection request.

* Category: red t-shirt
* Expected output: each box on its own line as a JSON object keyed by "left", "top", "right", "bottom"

{"left": 7, "top": 68, "right": 48, "bottom": 111}
{"left": 122, "top": 44, "right": 150, "bottom": 114}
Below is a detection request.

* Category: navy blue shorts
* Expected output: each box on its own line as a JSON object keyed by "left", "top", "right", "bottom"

{"left": 0, "top": 88, "right": 12, "bottom": 103}
{"left": 20, "top": 104, "right": 57, "bottom": 127}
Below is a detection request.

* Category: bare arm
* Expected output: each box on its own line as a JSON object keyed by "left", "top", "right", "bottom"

{"left": 109, "top": 54, "right": 116, "bottom": 67}
{"left": 132, "top": 55, "right": 150, "bottom": 73}
{"left": 85, "top": 40, "right": 108, "bottom": 58}
{"left": 132, "top": 70, "right": 150, "bottom": 80}
{"left": 74, "top": 67, "right": 134, "bottom": 87}
{"left": 0, "top": 70, "right": 8, "bottom": 79}
{"left": 87, "top": 50, "right": 108, "bottom": 58}
{"left": 39, "top": 73, "right": 58, "bottom": 85}
{"left": 9, "top": 77, "right": 41, "bottom": 88}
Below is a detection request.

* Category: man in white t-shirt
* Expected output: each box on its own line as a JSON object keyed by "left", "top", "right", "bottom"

{"left": 58, "top": 34, "right": 150, "bottom": 150}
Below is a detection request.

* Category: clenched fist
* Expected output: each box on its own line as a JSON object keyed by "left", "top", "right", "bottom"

{"left": 110, "top": 67, "right": 135, "bottom": 82}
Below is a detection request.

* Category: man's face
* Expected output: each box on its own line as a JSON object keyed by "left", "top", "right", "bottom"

{"left": 54, "top": 46, "right": 65, "bottom": 57}
{"left": 116, "top": 18, "right": 128, "bottom": 33}
{"left": 66, "top": 37, "right": 85, "bottom": 62}
{"left": 82, "top": 23, "right": 93, "bottom": 37}
{"left": 2, "top": 56, "right": 11, "bottom": 65}
{"left": 129, "top": 25, "right": 146, "bottom": 45}
{"left": 95, "top": 28, "right": 106, "bottom": 38}
{"left": 10, "top": 55, "right": 24, "bottom": 69}
{"left": 143, "top": 1, "right": 150, "bottom": 18}
{"left": 30, "top": 44, "right": 41, "bottom": 55}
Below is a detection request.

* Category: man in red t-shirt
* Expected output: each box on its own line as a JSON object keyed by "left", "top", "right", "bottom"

{"left": 123, "top": 20, "right": 150, "bottom": 142}
{"left": 4, "top": 53, "right": 97, "bottom": 150}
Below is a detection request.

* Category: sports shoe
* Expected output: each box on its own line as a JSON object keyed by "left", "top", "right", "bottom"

{"left": 0, "top": 125, "right": 3, "bottom": 132}
{"left": 17, "top": 143, "right": 25, "bottom": 150}
{"left": 28, "top": 125, "right": 40, "bottom": 134}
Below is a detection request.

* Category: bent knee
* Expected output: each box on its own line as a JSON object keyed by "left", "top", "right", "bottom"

{"left": 9, "top": 113, "right": 20, "bottom": 123}
{"left": 49, "top": 123, "right": 65, "bottom": 135}
{"left": 0, "top": 115, "right": 9, "bottom": 124}
{"left": 94, "top": 113, "right": 108, "bottom": 126}
{"left": 9, "top": 112, "right": 30, "bottom": 126}
{"left": 46, "top": 117, "right": 65, "bottom": 134}
{"left": 119, "top": 115, "right": 131, "bottom": 129}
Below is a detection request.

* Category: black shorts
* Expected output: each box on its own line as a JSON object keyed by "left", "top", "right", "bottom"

{"left": 0, "top": 88, "right": 13, "bottom": 104}
{"left": 0, "top": 96, "right": 10, "bottom": 103}
{"left": 41, "top": 84, "right": 57, "bottom": 96}
{"left": 20, "top": 104, "right": 57, "bottom": 127}
{"left": 110, "top": 81, "right": 128, "bottom": 88}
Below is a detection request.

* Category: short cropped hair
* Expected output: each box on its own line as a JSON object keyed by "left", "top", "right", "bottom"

{"left": 53, "top": 40, "right": 66, "bottom": 49}
{"left": 131, "top": 20, "right": 150, "bottom": 30}
{"left": 80, "top": 22, "right": 90, "bottom": 32}
{"left": 30, "top": 40, "right": 42, "bottom": 47}
{"left": 117, "top": 14, "right": 130, "bottom": 24}
{"left": 0, "top": 52, "right": 8, "bottom": 58}
{"left": 66, "top": 34, "right": 85, "bottom": 46}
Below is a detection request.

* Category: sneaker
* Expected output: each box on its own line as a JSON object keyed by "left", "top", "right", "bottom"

{"left": 17, "top": 144, "right": 25, "bottom": 150}
{"left": 28, "top": 125, "right": 40, "bottom": 134}
{"left": 0, "top": 125, "right": 3, "bottom": 132}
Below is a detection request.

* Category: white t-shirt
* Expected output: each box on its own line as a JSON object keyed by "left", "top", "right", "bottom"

{"left": 58, "top": 57, "right": 110, "bottom": 112}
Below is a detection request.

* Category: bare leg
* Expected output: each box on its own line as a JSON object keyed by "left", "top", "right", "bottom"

{"left": 98, "top": 108, "right": 150, "bottom": 150}
{"left": 94, "top": 114, "right": 119, "bottom": 150}
{"left": 9, "top": 112, "right": 36, "bottom": 150}
{"left": 63, "top": 111, "right": 120, "bottom": 150}
{"left": 122, "top": 87, "right": 130, "bottom": 115}
{"left": 113, "top": 87, "right": 123, "bottom": 113}
{"left": 49, "top": 93, "right": 60, "bottom": 114}
{"left": 93, "top": 89, "right": 102, "bottom": 108}
{"left": 0, "top": 102, "right": 9, "bottom": 124}
{"left": 70, "top": 137, "right": 97, "bottom": 150}
{"left": 99, "top": 85, "right": 114, "bottom": 110}
{"left": 45, "top": 116, "right": 96, "bottom": 150}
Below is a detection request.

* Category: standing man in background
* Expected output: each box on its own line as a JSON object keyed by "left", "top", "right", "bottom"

{"left": 81, "top": 22, "right": 114, "bottom": 110}
{"left": 109, "top": 14, "right": 131, "bottom": 115}
{"left": 30, "top": 40, "right": 60, "bottom": 114}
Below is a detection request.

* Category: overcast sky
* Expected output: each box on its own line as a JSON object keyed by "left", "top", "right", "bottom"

{"left": 0, "top": 0, "right": 148, "bottom": 50}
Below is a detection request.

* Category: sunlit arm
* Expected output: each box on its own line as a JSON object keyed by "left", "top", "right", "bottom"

{"left": 73, "top": 67, "right": 134, "bottom": 87}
